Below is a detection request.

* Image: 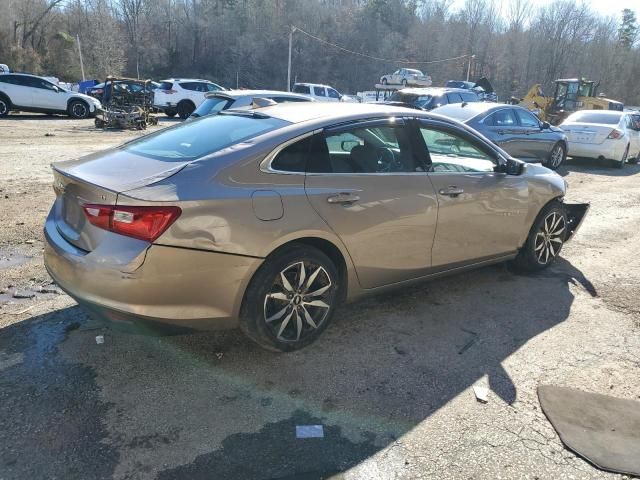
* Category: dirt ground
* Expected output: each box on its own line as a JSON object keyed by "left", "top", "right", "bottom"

{"left": 0, "top": 114, "right": 639, "bottom": 480}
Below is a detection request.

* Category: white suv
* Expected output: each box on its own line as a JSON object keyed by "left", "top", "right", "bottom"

{"left": 291, "top": 83, "right": 356, "bottom": 102}
{"left": 153, "top": 78, "right": 226, "bottom": 119}
{"left": 0, "top": 73, "right": 101, "bottom": 118}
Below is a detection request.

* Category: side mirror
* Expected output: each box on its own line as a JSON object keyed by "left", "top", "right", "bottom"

{"left": 542, "top": 121, "right": 551, "bottom": 129}
{"left": 505, "top": 157, "right": 525, "bottom": 175}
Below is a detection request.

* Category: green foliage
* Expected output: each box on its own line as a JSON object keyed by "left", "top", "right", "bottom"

{"left": 618, "top": 8, "right": 637, "bottom": 50}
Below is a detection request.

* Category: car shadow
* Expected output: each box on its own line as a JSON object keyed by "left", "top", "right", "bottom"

{"left": 0, "top": 258, "right": 595, "bottom": 479}
{"left": 562, "top": 157, "right": 640, "bottom": 177}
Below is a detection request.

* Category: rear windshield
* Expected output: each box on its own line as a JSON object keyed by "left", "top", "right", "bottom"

{"left": 122, "top": 114, "right": 289, "bottom": 161}
{"left": 292, "top": 85, "right": 310, "bottom": 94}
{"left": 389, "top": 92, "right": 433, "bottom": 108}
{"left": 191, "top": 96, "right": 233, "bottom": 118}
{"left": 567, "top": 112, "right": 621, "bottom": 124}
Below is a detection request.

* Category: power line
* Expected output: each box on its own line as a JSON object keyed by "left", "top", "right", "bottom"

{"left": 291, "top": 25, "right": 471, "bottom": 65}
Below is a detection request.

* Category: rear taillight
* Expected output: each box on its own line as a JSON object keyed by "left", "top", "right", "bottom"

{"left": 607, "top": 129, "right": 624, "bottom": 139}
{"left": 82, "top": 204, "right": 181, "bottom": 242}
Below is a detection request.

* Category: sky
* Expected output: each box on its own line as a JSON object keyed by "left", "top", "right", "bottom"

{"left": 450, "top": 0, "right": 640, "bottom": 20}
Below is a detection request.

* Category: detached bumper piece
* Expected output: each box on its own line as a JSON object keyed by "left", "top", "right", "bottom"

{"left": 564, "top": 202, "right": 589, "bottom": 241}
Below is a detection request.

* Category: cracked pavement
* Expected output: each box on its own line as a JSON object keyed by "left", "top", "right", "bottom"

{"left": 1, "top": 115, "right": 639, "bottom": 479}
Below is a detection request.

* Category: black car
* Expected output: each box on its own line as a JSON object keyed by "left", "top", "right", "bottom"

{"left": 446, "top": 78, "right": 498, "bottom": 102}
{"left": 432, "top": 102, "right": 568, "bottom": 170}
{"left": 87, "top": 80, "right": 160, "bottom": 104}
{"left": 386, "top": 87, "right": 480, "bottom": 111}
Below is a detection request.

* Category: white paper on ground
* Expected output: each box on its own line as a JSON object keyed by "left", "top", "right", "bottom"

{"left": 296, "top": 425, "right": 324, "bottom": 438}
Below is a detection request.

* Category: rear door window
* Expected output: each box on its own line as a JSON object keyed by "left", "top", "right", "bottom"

{"left": 123, "top": 113, "right": 289, "bottom": 161}
{"left": 292, "top": 85, "right": 310, "bottom": 94}
{"left": 487, "top": 109, "right": 517, "bottom": 126}
{"left": 313, "top": 86, "right": 326, "bottom": 97}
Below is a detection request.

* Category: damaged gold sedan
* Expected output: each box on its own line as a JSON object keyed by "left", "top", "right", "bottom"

{"left": 44, "top": 103, "right": 588, "bottom": 351}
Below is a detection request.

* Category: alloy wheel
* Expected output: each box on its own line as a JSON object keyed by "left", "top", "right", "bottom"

{"left": 263, "top": 260, "right": 333, "bottom": 343}
{"left": 0, "top": 100, "right": 7, "bottom": 115}
{"left": 534, "top": 212, "right": 566, "bottom": 264}
{"left": 550, "top": 145, "right": 564, "bottom": 169}
{"left": 72, "top": 102, "right": 88, "bottom": 118}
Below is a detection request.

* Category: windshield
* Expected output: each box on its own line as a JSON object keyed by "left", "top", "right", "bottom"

{"left": 567, "top": 112, "right": 621, "bottom": 125}
{"left": 389, "top": 92, "right": 433, "bottom": 108}
{"left": 191, "top": 96, "right": 233, "bottom": 118}
{"left": 122, "top": 113, "right": 289, "bottom": 161}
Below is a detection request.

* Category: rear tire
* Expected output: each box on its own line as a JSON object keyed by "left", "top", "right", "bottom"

{"left": 0, "top": 97, "right": 10, "bottom": 117}
{"left": 239, "top": 245, "right": 341, "bottom": 352}
{"left": 544, "top": 142, "right": 566, "bottom": 170}
{"left": 177, "top": 101, "right": 194, "bottom": 120}
{"left": 613, "top": 145, "right": 628, "bottom": 169}
{"left": 401, "top": 79, "right": 408, "bottom": 87}
{"left": 381, "top": 78, "right": 388, "bottom": 85}
{"left": 514, "top": 201, "right": 567, "bottom": 272}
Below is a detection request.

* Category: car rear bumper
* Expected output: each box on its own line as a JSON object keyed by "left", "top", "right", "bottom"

{"left": 44, "top": 211, "right": 262, "bottom": 331}
{"left": 567, "top": 139, "right": 626, "bottom": 161}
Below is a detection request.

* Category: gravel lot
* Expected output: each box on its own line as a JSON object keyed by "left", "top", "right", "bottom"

{"left": 1, "top": 114, "right": 639, "bottom": 480}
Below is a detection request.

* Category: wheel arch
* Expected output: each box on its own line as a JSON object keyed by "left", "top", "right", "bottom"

{"left": 0, "top": 91, "right": 11, "bottom": 104}
{"left": 66, "top": 96, "right": 89, "bottom": 109}
{"left": 519, "top": 195, "right": 565, "bottom": 249}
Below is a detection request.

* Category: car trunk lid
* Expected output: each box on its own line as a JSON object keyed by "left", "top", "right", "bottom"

{"left": 562, "top": 122, "right": 617, "bottom": 145}
{"left": 52, "top": 149, "right": 188, "bottom": 251}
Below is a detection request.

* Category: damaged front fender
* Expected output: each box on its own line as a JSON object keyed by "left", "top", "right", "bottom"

{"left": 563, "top": 201, "right": 590, "bottom": 242}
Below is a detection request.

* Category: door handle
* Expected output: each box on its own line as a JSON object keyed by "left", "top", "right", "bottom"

{"left": 327, "top": 192, "right": 360, "bottom": 205}
{"left": 438, "top": 186, "right": 464, "bottom": 197}
{"left": 496, "top": 130, "right": 505, "bottom": 135}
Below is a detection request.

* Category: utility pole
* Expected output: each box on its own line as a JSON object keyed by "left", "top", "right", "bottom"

{"left": 76, "top": 34, "right": 85, "bottom": 81}
{"left": 466, "top": 54, "right": 475, "bottom": 82}
{"left": 287, "top": 26, "right": 296, "bottom": 92}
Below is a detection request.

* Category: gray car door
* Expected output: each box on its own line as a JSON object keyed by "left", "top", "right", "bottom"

{"left": 514, "top": 108, "right": 555, "bottom": 161}
{"left": 478, "top": 108, "right": 526, "bottom": 158}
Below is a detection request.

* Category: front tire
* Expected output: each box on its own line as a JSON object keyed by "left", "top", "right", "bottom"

{"left": 239, "top": 245, "right": 340, "bottom": 352}
{"left": 177, "top": 101, "right": 195, "bottom": 119}
{"left": 514, "top": 202, "right": 567, "bottom": 271}
{"left": 68, "top": 100, "right": 90, "bottom": 119}
{"left": 544, "top": 142, "right": 566, "bottom": 170}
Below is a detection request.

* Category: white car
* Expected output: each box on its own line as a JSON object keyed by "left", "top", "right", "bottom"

{"left": 0, "top": 73, "right": 101, "bottom": 119}
{"left": 380, "top": 68, "right": 432, "bottom": 87}
{"left": 291, "top": 83, "right": 354, "bottom": 102}
{"left": 153, "top": 78, "right": 226, "bottom": 119}
{"left": 560, "top": 110, "right": 640, "bottom": 168}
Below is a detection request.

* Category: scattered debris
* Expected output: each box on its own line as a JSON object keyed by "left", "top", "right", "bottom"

{"left": 458, "top": 336, "right": 477, "bottom": 354}
{"left": 215, "top": 352, "right": 224, "bottom": 360}
{"left": 44, "top": 133, "right": 55, "bottom": 137}
{"left": 24, "top": 240, "right": 36, "bottom": 245}
{"left": 473, "top": 386, "right": 489, "bottom": 403}
{"left": 95, "top": 335, "right": 105, "bottom": 345}
{"left": 38, "top": 285, "right": 61, "bottom": 295}
{"left": 296, "top": 425, "right": 324, "bottom": 438}
{"left": 12, "top": 290, "right": 35, "bottom": 299}
{"left": 6, "top": 303, "right": 44, "bottom": 315}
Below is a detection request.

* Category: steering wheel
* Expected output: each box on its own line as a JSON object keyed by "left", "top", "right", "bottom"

{"left": 375, "top": 147, "right": 401, "bottom": 172}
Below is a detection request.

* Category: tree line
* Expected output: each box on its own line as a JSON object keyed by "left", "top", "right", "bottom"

{"left": 0, "top": 0, "right": 638, "bottom": 105}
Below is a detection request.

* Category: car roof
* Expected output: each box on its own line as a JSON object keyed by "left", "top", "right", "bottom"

{"left": 293, "top": 83, "right": 334, "bottom": 89}
{"left": 395, "top": 87, "right": 472, "bottom": 95}
{"left": 161, "top": 78, "right": 214, "bottom": 83}
{"left": 430, "top": 102, "right": 510, "bottom": 122}
{"left": 569, "top": 109, "right": 623, "bottom": 115}
{"left": 205, "top": 90, "right": 312, "bottom": 100}
{"left": 254, "top": 101, "right": 433, "bottom": 124}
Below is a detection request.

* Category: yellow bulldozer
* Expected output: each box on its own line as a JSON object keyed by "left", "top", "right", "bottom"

{"left": 515, "top": 78, "right": 623, "bottom": 125}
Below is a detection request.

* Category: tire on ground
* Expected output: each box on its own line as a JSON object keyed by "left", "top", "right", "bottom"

{"left": 0, "top": 96, "right": 11, "bottom": 117}
{"left": 177, "top": 101, "right": 195, "bottom": 119}
{"left": 239, "top": 244, "right": 341, "bottom": 352}
{"left": 514, "top": 200, "right": 567, "bottom": 272}
{"left": 68, "top": 99, "right": 90, "bottom": 119}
